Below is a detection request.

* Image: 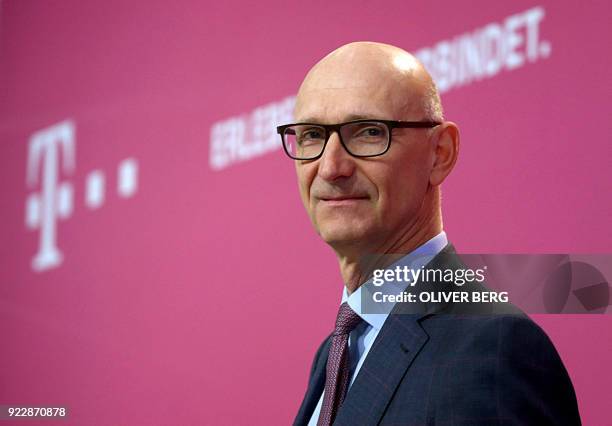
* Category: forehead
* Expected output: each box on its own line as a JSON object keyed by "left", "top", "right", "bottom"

{"left": 294, "top": 72, "right": 425, "bottom": 124}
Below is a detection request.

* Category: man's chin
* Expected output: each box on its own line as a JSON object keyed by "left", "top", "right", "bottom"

{"left": 317, "top": 226, "right": 372, "bottom": 248}
{"left": 312, "top": 212, "right": 378, "bottom": 248}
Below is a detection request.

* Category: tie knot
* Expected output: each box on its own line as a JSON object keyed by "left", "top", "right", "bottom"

{"left": 333, "top": 302, "right": 362, "bottom": 336}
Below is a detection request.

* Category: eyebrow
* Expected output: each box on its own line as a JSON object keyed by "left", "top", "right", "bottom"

{"left": 296, "top": 113, "right": 388, "bottom": 123}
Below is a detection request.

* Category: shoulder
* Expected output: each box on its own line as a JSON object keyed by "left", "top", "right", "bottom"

{"left": 421, "top": 313, "right": 581, "bottom": 424}
{"left": 425, "top": 313, "right": 562, "bottom": 364}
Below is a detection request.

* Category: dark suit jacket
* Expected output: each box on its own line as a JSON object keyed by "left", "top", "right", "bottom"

{"left": 294, "top": 244, "right": 581, "bottom": 425}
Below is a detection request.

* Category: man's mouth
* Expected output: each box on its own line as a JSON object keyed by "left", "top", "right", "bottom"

{"left": 318, "top": 195, "right": 369, "bottom": 205}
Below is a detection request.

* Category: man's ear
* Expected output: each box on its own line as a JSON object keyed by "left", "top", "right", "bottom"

{"left": 429, "top": 121, "right": 460, "bottom": 186}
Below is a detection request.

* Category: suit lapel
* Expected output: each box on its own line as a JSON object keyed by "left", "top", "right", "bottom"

{"left": 333, "top": 244, "right": 463, "bottom": 425}
{"left": 332, "top": 313, "right": 427, "bottom": 425}
{"left": 293, "top": 337, "right": 332, "bottom": 426}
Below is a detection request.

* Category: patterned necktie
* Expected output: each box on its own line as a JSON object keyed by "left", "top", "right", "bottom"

{"left": 317, "top": 302, "right": 363, "bottom": 426}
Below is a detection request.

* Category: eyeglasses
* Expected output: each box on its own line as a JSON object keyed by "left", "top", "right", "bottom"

{"left": 277, "top": 119, "right": 440, "bottom": 160}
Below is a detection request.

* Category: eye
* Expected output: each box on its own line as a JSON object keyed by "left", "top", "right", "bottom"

{"left": 301, "top": 128, "right": 324, "bottom": 140}
{"left": 299, "top": 127, "right": 325, "bottom": 142}
{"left": 355, "top": 126, "right": 384, "bottom": 138}
{"left": 364, "top": 127, "right": 382, "bottom": 137}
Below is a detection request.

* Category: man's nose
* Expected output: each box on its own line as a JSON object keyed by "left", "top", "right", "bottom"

{"left": 317, "top": 131, "right": 355, "bottom": 181}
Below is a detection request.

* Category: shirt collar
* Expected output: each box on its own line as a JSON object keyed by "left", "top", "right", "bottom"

{"left": 341, "top": 231, "right": 448, "bottom": 331}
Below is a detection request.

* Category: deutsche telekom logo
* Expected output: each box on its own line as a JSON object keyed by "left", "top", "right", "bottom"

{"left": 25, "top": 120, "right": 139, "bottom": 273}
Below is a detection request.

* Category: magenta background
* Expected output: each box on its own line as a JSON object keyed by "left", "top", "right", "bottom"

{"left": 1, "top": 1, "right": 611, "bottom": 425}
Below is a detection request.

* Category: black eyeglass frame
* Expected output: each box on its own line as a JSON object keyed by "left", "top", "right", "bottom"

{"left": 276, "top": 119, "right": 441, "bottom": 160}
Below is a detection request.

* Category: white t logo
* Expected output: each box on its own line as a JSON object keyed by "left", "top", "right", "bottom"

{"left": 25, "top": 120, "right": 75, "bottom": 272}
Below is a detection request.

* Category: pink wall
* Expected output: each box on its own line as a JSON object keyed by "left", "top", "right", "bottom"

{"left": 1, "top": 1, "right": 610, "bottom": 424}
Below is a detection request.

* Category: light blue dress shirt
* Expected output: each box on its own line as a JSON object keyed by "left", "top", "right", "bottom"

{"left": 308, "top": 231, "right": 448, "bottom": 426}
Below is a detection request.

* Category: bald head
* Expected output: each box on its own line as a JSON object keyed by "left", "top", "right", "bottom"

{"left": 295, "top": 41, "right": 443, "bottom": 123}
{"left": 291, "top": 41, "right": 459, "bottom": 272}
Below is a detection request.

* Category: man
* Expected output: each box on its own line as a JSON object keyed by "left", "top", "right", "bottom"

{"left": 279, "top": 42, "right": 580, "bottom": 425}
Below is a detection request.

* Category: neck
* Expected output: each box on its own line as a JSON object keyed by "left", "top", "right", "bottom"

{"left": 335, "top": 195, "right": 443, "bottom": 295}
